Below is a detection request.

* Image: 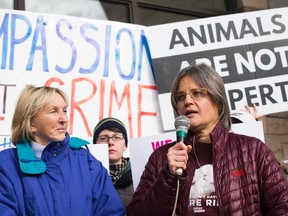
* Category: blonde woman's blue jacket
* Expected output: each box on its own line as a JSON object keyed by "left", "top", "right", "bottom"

{"left": 0, "top": 133, "right": 125, "bottom": 216}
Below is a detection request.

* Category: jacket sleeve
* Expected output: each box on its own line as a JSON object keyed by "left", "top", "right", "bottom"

{"left": 0, "top": 168, "right": 20, "bottom": 216}
{"left": 257, "top": 141, "right": 288, "bottom": 215}
{"left": 126, "top": 146, "right": 187, "bottom": 216}
{"left": 90, "top": 158, "right": 125, "bottom": 216}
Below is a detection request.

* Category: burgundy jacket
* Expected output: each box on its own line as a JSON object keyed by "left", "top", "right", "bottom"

{"left": 126, "top": 123, "right": 288, "bottom": 215}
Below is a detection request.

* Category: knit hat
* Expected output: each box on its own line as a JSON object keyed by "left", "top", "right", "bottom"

{"left": 93, "top": 117, "right": 128, "bottom": 147}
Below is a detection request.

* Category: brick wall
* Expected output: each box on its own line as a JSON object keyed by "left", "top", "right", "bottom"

{"left": 262, "top": 112, "right": 288, "bottom": 180}
{"left": 261, "top": 112, "right": 288, "bottom": 161}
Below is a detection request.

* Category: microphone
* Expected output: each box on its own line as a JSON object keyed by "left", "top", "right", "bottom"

{"left": 174, "top": 115, "right": 190, "bottom": 176}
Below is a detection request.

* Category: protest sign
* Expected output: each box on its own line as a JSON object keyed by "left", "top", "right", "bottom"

{"left": 147, "top": 7, "right": 288, "bottom": 131}
{"left": 1, "top": 7, "right": 287, "bottom": 149}
{"left": 0, "top": 9, "right": 163, "bottom": 149}
{"left": 87, "top": 144, "right": 109, "bottom": 171}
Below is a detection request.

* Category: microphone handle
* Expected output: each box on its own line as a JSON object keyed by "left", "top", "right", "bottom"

{"left": 176, "top": 135, "right": 185, "bottom": 176}
{"left": 177, "top": 136, "right": 185, "bottom": 143}
{"left": 175, "top": 129, "right": 187, "bottom": 176}
{"left": 176, "top": 167, "right": 182, "bottom": 176}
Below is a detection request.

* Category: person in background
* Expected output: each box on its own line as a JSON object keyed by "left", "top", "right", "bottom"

{"left": 244, "top": 103, "right": 266, "bottom": 120}
{"left": 126, "top": 63, "right": 288, "bottom": 215}
{"left": 230, "top": 110, "right": 258, "bottom": 124}
{"left": 93, "top": 117, "right": 134, "bottom": 208}
{"left": 231, "top": 103, "right": 265, "bottom": 124}
{"left": 0, "top": 85, "right": 125, "bottom": 216}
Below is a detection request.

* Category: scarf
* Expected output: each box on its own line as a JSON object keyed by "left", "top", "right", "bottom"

{"left": 109, "top": 157, "right": 130, "bottom": 184}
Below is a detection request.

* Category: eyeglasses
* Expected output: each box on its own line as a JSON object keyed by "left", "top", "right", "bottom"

{"left": 97, "top": 134, "right": 125, "bottom": 143}
{"left": 175, "top": 88, "right": 208, "bottom": 103}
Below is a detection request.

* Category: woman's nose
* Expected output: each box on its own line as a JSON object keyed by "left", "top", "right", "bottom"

{"left": 184, "top": 93, "right": 194, "bottom": 104}
{"left": 59, "top": 112, "right": 68, "bottom": 122}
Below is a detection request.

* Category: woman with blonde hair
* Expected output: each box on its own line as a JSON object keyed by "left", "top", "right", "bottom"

{"left": 0, "top": 85, "right": 125, "bottom": 216}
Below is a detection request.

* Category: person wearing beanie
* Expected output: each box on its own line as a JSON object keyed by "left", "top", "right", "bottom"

{"left": 93, "top": 117, "right": 134, "bottom": 209}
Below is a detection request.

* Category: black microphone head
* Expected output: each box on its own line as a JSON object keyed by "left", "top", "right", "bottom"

{"left": 174, "top": 115, "right": 190, "bottom": 132}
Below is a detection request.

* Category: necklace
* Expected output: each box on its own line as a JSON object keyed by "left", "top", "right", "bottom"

{"left": 192, "top": 135, "right": 212, "bottom": 180}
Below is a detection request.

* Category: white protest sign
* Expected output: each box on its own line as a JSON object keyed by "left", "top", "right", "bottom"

{"left": 129, "top": 131, "right": 174, "bottom": 190}
{"left": 147, "top": 7, "right": 288, "bottom": 131}
{"left": 87, "top": 144, "right": 109, "bottom": 171}
{"left": 0, "top": 9, "right": 163, "bottom": 142}
{"left": 0, "top": 136, "right": 13, "bottom": 152}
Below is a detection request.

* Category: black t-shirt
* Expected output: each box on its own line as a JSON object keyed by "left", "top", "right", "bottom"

{"left": 187, "top": 142, "right": 219, "bottom": 215}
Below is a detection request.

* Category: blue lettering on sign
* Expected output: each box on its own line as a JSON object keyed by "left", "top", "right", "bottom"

{"left": 0, "top": 137, "right": 13, "bottom": 149}
{"left": 26, "top": 16, "right": 48, "bottom": 72}
{"left": 103, "top": 25, "right": 111, "bottom": 77}
{"left": 138, "top": 29, "right": 155, "bottom": 82}
{"left": 79, "top": 23, "right": 100, "bottom": 74}
{"left": 115, "top": 28, "right": 136, "bottom": 80}
{"left": 0, "top": 12, "right": 155, "bottom": 82}
{"left": 0, "top": 13, "right": 9, "bottom": 70}
{"left": 55, "top": 19, "right": 77, "bottom": 73}
{"left": 10, "top": 14, "right": 32, "bottom": 70}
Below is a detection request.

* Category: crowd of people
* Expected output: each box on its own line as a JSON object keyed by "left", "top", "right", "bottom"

{"left": 0, "top": 63, "right": 288, "bottom": 215}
